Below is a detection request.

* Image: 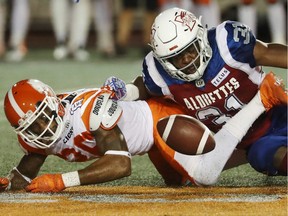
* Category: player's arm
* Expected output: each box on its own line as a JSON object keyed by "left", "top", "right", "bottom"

{"left": 26, "top": 92, "right": 131, "bottom": 193}
{"left": 125, "top": 75, "right": 151, "bottom": 100}
{"left": 0, "top": 153, "right": 47, "bottom": 192}
{"left": 254, "top": 40, "right": 288, "bottom": 68}
{"left": 78, "top": 125, "right": 131, "bottom": 185}
{"left": 25, "top": 125, "right": 131, "bottom": 193}
{"left": 104, "top": 75, "right": 151, "bottom": 101}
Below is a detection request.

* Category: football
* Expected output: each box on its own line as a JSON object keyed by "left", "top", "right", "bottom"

{"left": 157, "top": 114, "right": 215, "bottom": 155}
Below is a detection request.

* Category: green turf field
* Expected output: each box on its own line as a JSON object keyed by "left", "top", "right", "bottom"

{"left": 0, "top": 49, "right": 287, "bottom": 187}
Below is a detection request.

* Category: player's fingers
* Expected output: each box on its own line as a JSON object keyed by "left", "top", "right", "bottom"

{"left": 28, "top": 188, "right": 42, "bottom": 193}
{"left": 25, "top": 182, "right": 37, "bottom": 192}
{"left": 0, "top": 178, "right": 10, "bottom": 191}
{"left": 0, "top": 178, "right": 9, "bottom": 186}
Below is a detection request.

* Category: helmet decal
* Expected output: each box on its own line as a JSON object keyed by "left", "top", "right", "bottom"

{"left": 174, "top": 11, "right": 196, "bottom": 32}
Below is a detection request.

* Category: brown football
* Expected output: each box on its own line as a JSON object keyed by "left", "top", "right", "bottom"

{"left": 157, "top": 114, "right": 215, "bottom": 155}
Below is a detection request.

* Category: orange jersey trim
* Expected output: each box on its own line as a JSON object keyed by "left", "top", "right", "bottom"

{"left": 147, "top": 98, "right": 197, "bottom": 185}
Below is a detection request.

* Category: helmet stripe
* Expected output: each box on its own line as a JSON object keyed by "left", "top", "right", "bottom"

{"left": 8, "top": 89, "right": 25, "bottom": 118}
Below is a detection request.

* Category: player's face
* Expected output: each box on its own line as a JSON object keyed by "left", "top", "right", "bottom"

{"left": 26, "top": 106, "right": 58, "bottom": 145}
{"left": 168, "top": 43, "right": 201, "bottom": 75}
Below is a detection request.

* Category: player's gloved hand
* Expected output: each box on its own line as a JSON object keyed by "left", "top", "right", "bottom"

{"left": 103, "top": 76, "right": 127, "bottom": 100}
{"left": 25, "top": 174, "right": 65, "bottom": 193}
{"left": 0, "top": 177, "right": 10, "bottom": 192}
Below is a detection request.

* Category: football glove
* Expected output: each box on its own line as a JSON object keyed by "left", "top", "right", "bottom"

{"left": 26, "top": 174, "right": 65, "bottom": 193}
{"left": 103, "top": 76, "right": 127, "bottom": 100}
{"left": 0, "top": 177, "right": 10, "bottom": 192}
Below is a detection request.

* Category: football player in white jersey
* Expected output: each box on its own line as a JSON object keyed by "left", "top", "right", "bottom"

{"left": 0, "top": 74, "right": 285, "bottom": 192}
{"left": 106, "top": 8, "right": 288, "bottom": 179}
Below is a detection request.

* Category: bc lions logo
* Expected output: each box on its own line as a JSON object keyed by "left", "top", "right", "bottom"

{"left": 174, "top": 11, "right": 196, "bottom": 31}
{"left": 70, "top": 100, "right": 82, "bottom": 115}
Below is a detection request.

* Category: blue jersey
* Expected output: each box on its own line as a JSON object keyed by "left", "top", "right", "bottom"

{"left": 142, "top": 21, "right": 273, "bottom": 149}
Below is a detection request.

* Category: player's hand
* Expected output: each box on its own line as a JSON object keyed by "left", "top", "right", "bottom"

{"left": 25, "top": 174, "right": 65, "bottom": 193}
{"left": 0, "top": 177, "right": 10, "bottom": 192}
{"left": 103, "top": 76, "right": 127, "bottom": 100}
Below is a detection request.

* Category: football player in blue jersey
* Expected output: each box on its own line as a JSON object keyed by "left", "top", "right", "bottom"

{"left": 105, "top": 7, "right": 287, "bottom": 181}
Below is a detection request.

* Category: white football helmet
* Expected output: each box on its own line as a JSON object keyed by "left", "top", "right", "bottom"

{"left": 150, "top": 7, "right": 212, "bottom": 82}
{"left": 4, "top": 79, "right": 65, "bottom": 149}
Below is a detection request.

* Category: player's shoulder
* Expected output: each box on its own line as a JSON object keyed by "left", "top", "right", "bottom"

{"left": 214, "top": 20, "right": 256, "bottom": 62}
{"left": 216, "top": 20, "right": 255, "bottom": 43}
{"left": 218, "top": 20, "right": 250, "bottom": 32}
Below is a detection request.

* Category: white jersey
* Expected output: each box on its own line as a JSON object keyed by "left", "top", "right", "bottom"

{"left": 118, "top": 101, "right": 154, "bottom": 156}
{"left": 18, "top": 88, "right": 154, "bottom": 162}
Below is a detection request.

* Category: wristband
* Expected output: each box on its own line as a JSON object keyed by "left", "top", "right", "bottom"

{"left": 10, "top": 167, "right": 32, "bottom": 183}
{"left": 105, "top": 150, "right": 132, "bottom": 158}
{"left": 61, "top": 171, "right": 81, "bottom": 188}
{"left": 5, "top": 180, "right": 11, "bottom": 191}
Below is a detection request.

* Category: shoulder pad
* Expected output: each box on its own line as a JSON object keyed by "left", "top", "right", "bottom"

{"left": 101, "top": 99, "right": 122, "bottom": 130}
{"left": 89, "top": 92, "right": 122, "bottom": 131}
{"left": 89, "top": 92, "right": 111, "bottom": 131}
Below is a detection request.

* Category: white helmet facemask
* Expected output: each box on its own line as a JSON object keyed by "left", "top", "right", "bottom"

{"left": 150, "top": 8, "right": 212, "bottom": 82}
{"left": 15, "top": 95, "right": 64, "bottom": 149}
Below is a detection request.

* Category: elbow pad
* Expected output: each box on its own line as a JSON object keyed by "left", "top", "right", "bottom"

{"left": 89, "top": 92, "right": 122, "bottom": 131}
{"left": 123, "top": 84, "right": 140, "bottom": 101}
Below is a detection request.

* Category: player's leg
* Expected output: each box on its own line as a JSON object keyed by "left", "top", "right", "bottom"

{"left": 148, "top": 144, "right": 183, "bottom": 186}
{"left": 150, "top": 71, "right": 287, "bottom": 186}
{"left": 0, "top": 1, "right": 6, "bottom": 58}
{"left": 142, "top": 0, "right": 158, "bottom": 55}
{"left": 193, "top": 0, "right": 220, "bottom": 28}
{"left": 5, "top": 0, "right": 29, "bottom": 62}
{"left": 247, "top": 105, "right": 287, "bottom": 175}
{"left": 186, "top": 92, "right": 267, "bottom": 185}
{"left": 158, "top": 0, "right": 180, "bottom": 11}
{"left": 149, "top": 92, "right": 266, "bottom": 186}
{"left": 260, "top": 72, "right": 288, "bottom": 111}
{"left": 183, "top": 71, "right": 288, "bottom": 185}
{"left": 69, "top": 0, "right": 91, "bottom": 61}
{"left": 115, "top": 0, "right": 136, "bottom": 55}
{"left": 93, "top": 0, "right": 115, "bottom": 58}
{"left": 266, "top": 0, "right": 286, "bottom": 43}
{"left": 50, "top": 0, "right": 70, "bottom": 60}
{"left": 148, "top": 98, "right": 190, "bottom": 185}
{"left": 238, "top": 0, "right": 257, "bottom": 36}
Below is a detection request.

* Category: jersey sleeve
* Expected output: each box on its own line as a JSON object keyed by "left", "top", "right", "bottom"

{"left": 142, "top": 59, "right": 164, "bottom": 96}
{"left": 142, "top": 52, "right": 173, "bottom": 97}
{"left": 217, "top": 21, "right": 257, "bottom": 68}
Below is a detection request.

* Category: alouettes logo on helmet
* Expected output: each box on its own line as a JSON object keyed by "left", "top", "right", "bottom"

{"left": 174, "top": 11, "right": 196, "bottom": 32}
